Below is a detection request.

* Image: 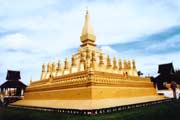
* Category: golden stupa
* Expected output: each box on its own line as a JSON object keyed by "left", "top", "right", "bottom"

{"left": 13, "top": 10, "right": 165, "bottom": 110}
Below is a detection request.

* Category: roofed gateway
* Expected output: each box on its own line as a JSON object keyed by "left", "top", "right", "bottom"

{"left": 0, "top": 70, "right": 27, "bottom": 104}
{"left": 12, "top": 10, "right": 165, "bottom": 111}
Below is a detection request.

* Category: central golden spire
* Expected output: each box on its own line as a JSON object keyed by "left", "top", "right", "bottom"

{"left": 80, "top": 9, "right": 96, "bottom": 47}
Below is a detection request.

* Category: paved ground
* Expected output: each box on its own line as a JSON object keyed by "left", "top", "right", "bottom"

{"left": 1, "top": 100, "right": 180, "bottom": 120}
{"left": 12, "top": 95, "right": 166, "bottom": 109}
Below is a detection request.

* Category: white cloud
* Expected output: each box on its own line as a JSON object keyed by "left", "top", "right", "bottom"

{"left": 0, "top": 0, "right": 180, "bottom": 84}
{"left": 90, "top": 0, "right": 180, "bottom": 44}
{"left": 0, "top": 33, "right": 30, "bottom": 49}
{"left": 100, "top": 46, "right": 119, "bottom": 57}
{"left": 145, "top": 35, "right": 180, "bottom": 51}
{"left": 1, "top": 0, "right": 180, "bottom": 49}
{"left": 0, "top": 0, "right": 58, "bottom": 16}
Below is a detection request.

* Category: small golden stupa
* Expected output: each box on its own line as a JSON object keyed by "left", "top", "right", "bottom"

{"left": 13, "top": 10, "right": 164, "bottom": 110}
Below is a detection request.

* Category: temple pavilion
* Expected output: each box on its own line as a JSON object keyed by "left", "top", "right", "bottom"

{"left": 12, "top": 10, "right": 165, "bottom": 110}
{"left": 0, "top": 70, "right": 27, "bottom": 104}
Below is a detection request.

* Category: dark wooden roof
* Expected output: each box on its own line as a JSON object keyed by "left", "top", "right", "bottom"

{"left": 151, "top": 63, "right": 180, "bottom": 90}
{"left": 176, "top": 70, "right": 180, "bottom": 75}
{"left": 0, "top": 80, "right": 27, "bottom": 89}
{"left": 6, "top": 70, "right": 21, "bottom": 81}
{"left": 158, "top": 63, "right": 175, "bottom": 74}
{"left": 175, "top": 70, "right": 180, "bottom": 84}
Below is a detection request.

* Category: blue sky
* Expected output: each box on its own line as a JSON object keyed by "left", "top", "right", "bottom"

{"left": 0, "top": 0, "right": 180, "bottom": 84}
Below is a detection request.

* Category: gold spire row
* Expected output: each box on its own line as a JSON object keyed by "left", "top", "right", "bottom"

{"left": 40, "top": 54, "right": 138, "bottom": 80}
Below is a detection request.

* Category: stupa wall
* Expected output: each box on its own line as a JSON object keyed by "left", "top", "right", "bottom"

{"left": 91, "top": 86, "right": 156, "bottom": 99}
{"left": 24, "top": 71, "right": 157, "bottom": 100}
{"left": 24, "top": 86, "right": 92, "bottom": 100}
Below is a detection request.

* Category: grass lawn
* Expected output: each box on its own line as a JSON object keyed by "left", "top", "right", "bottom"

{"left": 0, "top": 100, "right": 180, "bottom": 120}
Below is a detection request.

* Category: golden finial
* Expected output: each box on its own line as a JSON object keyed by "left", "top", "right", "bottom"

{"left": 113, "top": 57, "right": 117, "bottom": 70}
{"left": 80, "top": 52, "right": 85, "bottom": 63}
{"left": 99, "top": 53, "right": 104, "bottom": 66}
{"left": 113, "top": 57, "right": 116, "bottom": 63}
{"left": 57, "top": 60, "right": 62, "bottom": 71}
{"left": 118, "top": 59, "right": 122, "bottom": 70}
{"left": 91, "top": 51, "right": 96, "bottom": 61}
{"left": 124, "top": 60, "right": 127, "bottom": 69}
{"left": 47, "top": 62, "right": 52, "bottom": 72}
{"left": 86, "top": 49, "right": 91, "bottom": 59}
{"left": 71, "top": 55, "right": 76, "bottom": 66}
{"left": 106, "top": 55, "right": 111, "bottom": 68}
{"left": 85, "top": 49, "right": 91, "bottom": 70}
{"left": 132, "top": 59, "right": 136, "bottom": 69}
{"left": 128, "top": 60, "right": 131, "bottom": 69}
{"left": 90, "top": 51, "right": 96, "bottom": 70}
{"left": 42, "top": 63, "right": 46, "bottom": 72}
{"left": 52, "top": 62, "right": 56, "bottom": 72}
{"left": 64, "top": 58, "right": 70, "bottom": 70}
{"left": 30, "top": 77, "right": 32, "bottom": 84}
